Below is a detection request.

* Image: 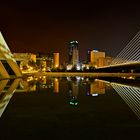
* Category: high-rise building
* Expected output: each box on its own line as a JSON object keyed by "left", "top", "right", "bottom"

{"left": 104, "top": 56, "right": 112, "bottom": 66}
{"left": 72, "top": 48, "right": 79, "bottom": 66}
{"left": 68, "top": 41, "right": 79, "bottom": 67}
{"left": 53, "top": 53, "right": 59, "bottom": 68}
{"left": 88, "top": 50, "right": 105, "bottom": 67}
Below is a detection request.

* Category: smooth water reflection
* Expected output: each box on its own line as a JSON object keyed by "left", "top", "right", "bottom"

{"left": 0, "top": 76, "right": 140, "bottom": 139}
{"left": 0, "top": 79, "right": 21, "bottom": 117}
{"left": 0, "top": 76, "right": 140, "bottom": 120}
{"left": 111, "top": 83, "right": 140, "bottom": 119}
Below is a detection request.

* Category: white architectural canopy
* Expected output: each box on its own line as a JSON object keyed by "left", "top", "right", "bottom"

{"left": 0, "top": 32, "right": 22, "bottom": 78}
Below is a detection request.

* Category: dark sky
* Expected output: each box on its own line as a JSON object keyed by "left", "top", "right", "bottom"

{"left": 0, "top": 0, "right": 140, "bottom": 63}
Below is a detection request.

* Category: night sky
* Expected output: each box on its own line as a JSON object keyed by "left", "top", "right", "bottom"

{"left": 1, "top": 0, "right": 140, "bottom": 63}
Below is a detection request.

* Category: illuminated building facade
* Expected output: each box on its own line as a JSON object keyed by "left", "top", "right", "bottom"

{"left": 104, "top": 56, "right": 112, "bottom": 66}
{"left": 97, "top": 57, "right": 106, "bottom": 67}
{"left": 68, "top": 41, "right": 79, "bottom": 68}
{"left": 88, "top": 50, "right": 105, "bottom": 67}
{"left": 13, "top": 53, "right": 37, "bottom": 73}
{"left": 53, "top": 53, "right": 59, "bottom": 68}
{"left": 13, "top": 53, "right": 36, "bottom": 62}
{"left": 36, "top": 53, "right": 53, "bottom": 72}
{"left": 36, "top": 57, "right": 47, "bottom": 72}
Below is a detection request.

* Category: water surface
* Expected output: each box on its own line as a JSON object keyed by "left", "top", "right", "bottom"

{"left": 0, "top": 76, "right": 139, "bottom": 139}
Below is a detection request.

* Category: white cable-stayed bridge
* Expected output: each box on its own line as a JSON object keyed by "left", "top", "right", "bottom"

{"left": 111, "top": 31, "right": 140, "bottom": 65}
{"left": 98, "top": 31, "right": 140, "bottom": 71}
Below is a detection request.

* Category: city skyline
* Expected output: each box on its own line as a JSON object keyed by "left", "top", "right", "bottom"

{"left": 0, "top": 0, "right": 140, "bottom": 63}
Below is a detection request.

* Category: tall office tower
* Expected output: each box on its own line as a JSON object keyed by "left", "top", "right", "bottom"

{"left": 53, "top": 53, "right": 59, "bottom": 68}
{"left": 68, "top": 41, "right": 79, "bottom": 67}
{"left": 89, "top": 50, "right": 105, "bottom": 67}
{"left": 72, "top": 47, "right": 79, "bottom": 66}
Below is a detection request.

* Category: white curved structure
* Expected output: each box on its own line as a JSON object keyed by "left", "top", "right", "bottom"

{"left": 0, "top": 32, "right": 22, "bottom": 78}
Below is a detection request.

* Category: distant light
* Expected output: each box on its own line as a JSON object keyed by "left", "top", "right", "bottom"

{"left": 76, "top": 65, "right": 81, "bottom": 70}
{"left": 128, "top": 76, "right": 135, "bottom": 80}
{"left": 69, "top": 101, "right": 78, "bottom": 106}
{"left": 67, "top": 64, "right": 73, "bottom": 70}
{"left": 69, "top": 40, "right": 78, "bottom": 44}
{"left": 76, "top": 76, "right": 81, "bottom": 80}
{"left": 27, "top": 76, "right": 34, "bottom": 82}
{"left": 86, "top": 65, "right": 89, "bottom": 70}
{"left": 54, "top": 78, "right": 58, "bottom": 82}
{"left": 67, "top": 77, "right": 71, "bottom": 81}
{"left": 81, "top": 77, "right": 84, "bottom": 80}
{"left": 42, "top": 68, "right": 46, "bottom": 72}
{"left": 43, "top": 76, "right": 46, "bottom": 79}
{"left": 92, "top": 93, "right": 98, "bottom": 97}
{"left": 92, "top": 50, "right": 99, "bottom": 52}
{"left": 55, "top": 64, "right": 58, "bottom": 67}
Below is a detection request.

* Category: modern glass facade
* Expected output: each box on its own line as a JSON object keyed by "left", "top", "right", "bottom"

{"left": 68, "top": 41, "right": 79, "bottom": 67}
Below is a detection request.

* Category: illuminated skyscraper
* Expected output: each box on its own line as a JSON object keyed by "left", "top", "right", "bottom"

{"left": 68, "top": 41, "right": 79, "bottom": 67}
{"left": 88, "top": 50, "right": 105, "bottom": 67}
{"left": 53, "top": 53, "right": 59, "bottom": 68}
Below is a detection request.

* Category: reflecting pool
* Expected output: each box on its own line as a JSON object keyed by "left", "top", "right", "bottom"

{"left": 0, "top": 76, "right": 140, "bottom": 139}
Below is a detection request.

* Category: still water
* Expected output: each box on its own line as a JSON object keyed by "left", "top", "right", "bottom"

{"left": 0, "top": 76, "right": 140, "bottom": 139}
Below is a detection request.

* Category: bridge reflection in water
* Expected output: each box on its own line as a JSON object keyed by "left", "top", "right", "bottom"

{"left": 0, "top": 79, "right": 21, "bottom": 117}
{"left": 0, "top": 76, "right": 140, "bottom": 120}
{"left": 111, "top": 83, "right": 140, "bottom": 119}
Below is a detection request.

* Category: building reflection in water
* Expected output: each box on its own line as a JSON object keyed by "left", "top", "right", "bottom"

{"left": 0, "top": 79, "right": 21, "bottom": 117}
{"left": 89, "top": 79, "right": 106, "bottom": 96}
{"left": 53, "top": 78, "right": 59, "bottom": 93}
{"left": 20, "top": 76, "right": 37, "bottom": 92}
{"left": 22, "top": 76, "right": 60, "bottom": 93}
{"left": 68, "top": 77, "right": 80, "bottom": 106}
{"left": 1, "top": 76, "right": 139, "bottom": 119}
{"left": 111, "top": 83, "right": 140, "bottom": 119}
